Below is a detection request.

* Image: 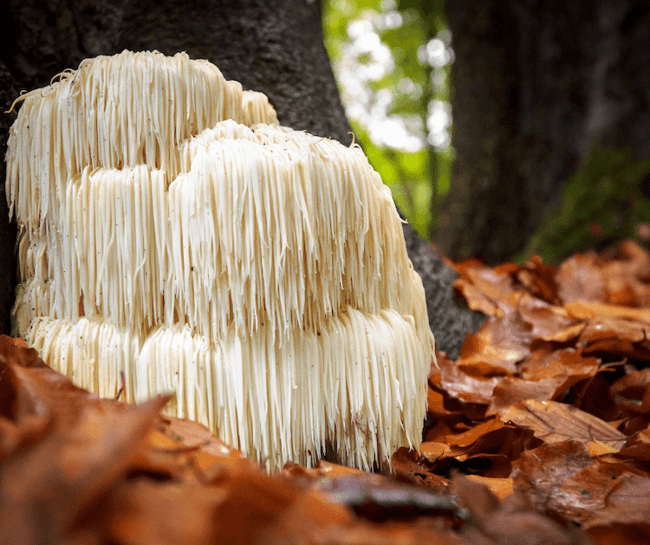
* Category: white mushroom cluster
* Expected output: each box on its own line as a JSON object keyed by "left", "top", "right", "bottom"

{"left": 6, "top": 50, "right": 435, "bottom": 471}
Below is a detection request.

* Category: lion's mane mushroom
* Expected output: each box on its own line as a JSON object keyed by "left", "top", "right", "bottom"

{"left": 6, "top": 50, "right": 435, "bottom": 471}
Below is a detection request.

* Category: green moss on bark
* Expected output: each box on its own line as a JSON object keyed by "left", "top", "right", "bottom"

{"left": 519, "top": 146, "right": 650, "bottom": 264}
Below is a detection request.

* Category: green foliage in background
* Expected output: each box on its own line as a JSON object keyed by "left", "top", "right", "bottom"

{"left": 322, "top": 0, "right": 451, "bottom": 240}
{"left": 520, "top": 146, "right": 650, "bottom": 265}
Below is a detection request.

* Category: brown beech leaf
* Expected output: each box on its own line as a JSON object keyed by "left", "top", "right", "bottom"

{"left": 426, "top": 387, "right": 464, "bottom": 422}
{"left": 439, "top": 356, "right": 501, "bottom": 405}
{"left": 540, "top": 321, "right": 588, "bottom": 343}
{"left": 585, "top": 475, "right": 650, "bottom": 543}
{"left": 451, "top": 259, "right": 520, "bottom": 317}
{"left": 603, "top": 241, "right": 650, "bottom": 308}
{"left": 582, "top": 316, "right": 649, "bottom": 345}
{"left": 451, "top": 475, "right": 594, "bottom": 545}
{"left": 0, "top": 335, "right": 136, "bottom": 444}
{"left": 515, "top": 255, "right": 561, "bottom": 305}
{"left": 443, "top": 418, "right": 506, "bottom": 449}
{"left": 162, "top": 415, "right": 246, "bottom": 478}
{"left": 575, "top": 240, "right": 650, "bottom": 310}
{"left": 557, "top": 252, "right": 608, "bottom": 303}
{"left": 613, "top": 442, "right": 650, "bottom": 463}
{"left": 107, "top": 477, "right": 234, "bottom": 545}
{"left": 512, "top": 440, "right": 628, "bottom": 525}
{"left": 0, "top": 394, "right": 168, "bottom": 545}
{"left": 456, "top": 316, "right": 532, "bottom": 376}
{"left": 566, "top": 300, "right": 650, "bottom": 324}
{"left": 315, "top": 460, "right": 369, "bottom": 477}
{"left": 210, "top": 463, "right": 355, "bottom": 544}
{"left": 279, "top": 460, "right": 370, "bottom": 487}
{"left": 520, "top": 348, "right": 600, "bottom": 383}
{"left": 516, "top": 292, "right": 579, "bottom": 339}
{"left": 502, "top": 399, "right": 626, "bottom": 450}
{"left": 608, "top": 428, "right": 650, "bottom": 463}
{"left": 619, "top": 415, "right": 650, "bottom": 437}
{"left": 485, "top": 349, "right": 602, "bottom": 416}
{"left": 487, "top": 377, "right": 565, "bottom": 416}
{"left": 419, "top": 441, "right": 450, "bottom": 462}
{"left": 577, "top": 315, "right": 650, "bottom": 360}
{"left": 421, "top": 420, "right": 533, "bottom": 481}
{"left": 0, "top": 335, "right": 90, "bottom": 426}
{"left": 107, "top": 458, "right": 356, "bottom": 545}
{"left": 423, "top": 419, "right": 457, "bottom": 443}
{"left": 453, "top": 280, "right": 503, "bottom": 317}
{"left": 464, "top": 475, "right": 514, "bottom": 499}
{"left": 130, "top": 416, "right": 249, "bottom": 484}
{"left": 391, "top": 447, "right": 450, "bottom": 490}
{"left": 611, "top": 368, "right": 650, "bottom": 399}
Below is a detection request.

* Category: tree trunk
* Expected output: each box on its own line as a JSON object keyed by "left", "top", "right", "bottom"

{"left": 441, "top": 0, "right": 650, "bottom": 264}
{"left": 0, "top": 0, "right": 481, "bottom": 357}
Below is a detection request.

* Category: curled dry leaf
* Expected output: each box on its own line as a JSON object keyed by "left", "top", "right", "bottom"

{"left": 456, "top": 315, "right": 533, "bottom": 376}
{"left": 520, "top": 348, "right": 600, "bottom": 382}
{"left": 450, "top": 259, "right": 520, "bottom": 317}
{"left": 487, "top": 349, "right": 603, "bottom": 416}
{"left": 515, "top": 255, "right": 561, "bottom": 305}
{"left": 464, "top": 474, "right": 514, "bottom": 499}
{"left": 439, "top": 352, "right": 502, "bottom": 404}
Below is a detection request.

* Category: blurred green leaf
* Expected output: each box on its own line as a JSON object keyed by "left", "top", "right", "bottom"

{"left": 322, "top": 0, "right": 453, "bottom": 240}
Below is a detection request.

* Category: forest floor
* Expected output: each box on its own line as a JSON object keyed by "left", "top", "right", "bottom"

{"left": 2, "top": 240, "right": 650, "bottom": 544}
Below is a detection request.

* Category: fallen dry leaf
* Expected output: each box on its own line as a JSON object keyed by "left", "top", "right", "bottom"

{"left": 451, "top": 474, "right": 593, "bottom": 545}
{"left": 456, "top": 315, "right": 532, "bottom": 376}
{"left": 566, "top": 300, "right": 650, "bottom": 324}
{"left": 464, "top": 474, "right": 514, "bottom": 499}
{"left": 558, "top": 241, "right": 650, "bottom": 308}
{"left": 585, "top": 474, "right": 650, "bottom": 542}
{"left": 439, "top": 352, "right": 502, "bottom": 404}
{"left": 557, "top": 253, "right": 608, "bottom": 303}
{"left": 450, "top": 259, "right": 520, "bottom": 317}
{"left": 512, "top": 440, "right": 627, "bottom": 525}
{"left": 487, "top": 376, "right": 566, "bottom": 415}
{"left": 502, "top": 399, "right": 627, "bottom": 450}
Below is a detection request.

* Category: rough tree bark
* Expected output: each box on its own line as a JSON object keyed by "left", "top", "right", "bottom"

{"left": 0, "top": 0, "right": 482, "bottom": 357}
{"left": 440, "top": 0, "right": 650, "bottom": 264}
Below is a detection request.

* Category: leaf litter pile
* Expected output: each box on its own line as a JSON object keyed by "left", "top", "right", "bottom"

{"left": 3, "top": 240, "right": 650, "bottom": 544}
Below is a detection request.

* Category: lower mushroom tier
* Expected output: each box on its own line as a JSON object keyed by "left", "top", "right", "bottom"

{"left": 24, "top": 307, "right": 430, "bottom": 471}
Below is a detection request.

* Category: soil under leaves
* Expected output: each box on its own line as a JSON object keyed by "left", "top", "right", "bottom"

{"left": 2, "top": 240, "right": 650, "bottom": 544}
